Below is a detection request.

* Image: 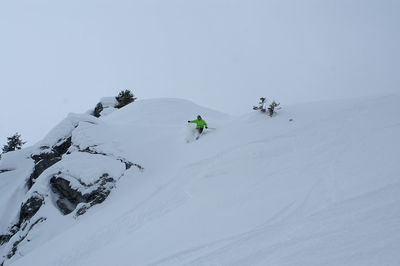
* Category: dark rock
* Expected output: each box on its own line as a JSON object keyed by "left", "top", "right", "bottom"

{"left": 117, "top": 158, "right": 143, "bottom": 171}
{"left": 27, "top": 156, "right": 61, "bottom": 189}
{"left": 31, "top": 152, "right": 57, "bottom": 163}
{"left": 55, "top": 198, "right": 75, "bottom": 215}
{"left": 83, "top": 175, "right": 114, "bottom": 204}
{"left": 75, "top": 205, "right": 90, "bottom": 216}
{"left": 27, "top": 137, "right": 72, "bottom": 189}
{"left": 79, "top": 147, "right": 107, "bottom": 156}
{"left": 76, "top": 147, "right": 143, "bottom": 171}
{"left": 53, "top": 137, "right": 72, "bottom": 156}
{"left": 93, "top": 102, "right": 103, "bottom": 118}
{"left": 28, "top": 217, "right": 46, "bottom": 231}
{"left": 0, "top": 234, "right": 12, "bottom": 246}
{"left": 7, "top": 234, "right": 25, "bottom": 259}
{"left": 50, "top": 173, "right": 115, "bottom": 216}
{"left": 78, "top": 149, "right": 143, "bottom": 172}
{"left": 6, "top": 234, "right": 26, "bottom": 259}
{"left": 133, "top": 163, "right": 144, "bottom": 171}
{"left": 124, "top": 161, "right": 133, "bottom": 169}
{"left": 19, "top": 192, "right": 44, "bottom": 225}
{"left": 5, "top": 217, "right": 46, "bottom": 260}
{"left": 1, "top": 225, "right": 20, "bottom": 246}
{"left": 0, "top": 169, "right": 13, "bottom": 174}
{"left": 50, "top": 176, "right": 85, "bottom": 214}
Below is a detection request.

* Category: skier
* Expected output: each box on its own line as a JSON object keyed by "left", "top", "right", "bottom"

{"left": 188, "top": 115, "right": 208, "bottom": 138}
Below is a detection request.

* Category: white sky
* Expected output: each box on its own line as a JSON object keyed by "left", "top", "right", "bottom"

{"left": 1, "top": 0, "right": 399, "bottom": 145}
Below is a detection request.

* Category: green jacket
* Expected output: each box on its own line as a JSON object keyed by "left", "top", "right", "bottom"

{"left": 189, "top": 119, "right": 208, "bottom": 129}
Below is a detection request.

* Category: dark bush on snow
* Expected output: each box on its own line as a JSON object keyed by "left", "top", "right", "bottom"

{"left": 253, "top": 98, "right": 281, "bottom": 117}
{"left": 253, "top": 97, "right": 267, "bottom": 113}
{"left": 2, "top": 133, "right": 26, "bottom": 154}
{"left": 115, "top": 90, "right": 137, "bottom": 109}
{"left": 268, "top": 101, "right": 280, "bottom": 117}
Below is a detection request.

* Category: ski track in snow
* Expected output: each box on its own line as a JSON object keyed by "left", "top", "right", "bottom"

{"left": 150, "top": 183, "right": 400, "bottom": 266}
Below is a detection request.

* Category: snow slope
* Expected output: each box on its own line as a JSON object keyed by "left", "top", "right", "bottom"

{"left": 1, "top": 96, "right": 400, "bottom": 266}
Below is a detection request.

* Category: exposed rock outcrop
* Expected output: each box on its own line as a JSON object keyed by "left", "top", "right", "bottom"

{"left": 50, "top": 173, "right": 115, "bottom": 216}
{"left": 91, "top": 97, "right": 118, "bottom": 118}
{"left": 0, "top": 192, "right": 44, "bottom": 249}
{"left": 6, "top": 217, "right": 46, "bottom": 260}
{"left": 0, "top": 108, "right": 143, "bottom": 265}
{"left": 93, "top": 103, "right": 103, "bottom": 118}
{"left": 0, "top": 226, "right": 18, "bottom": 246}
{"left": 76, "top": 146, "right": 143, "bottom": 171}
{"left": 27, "top": 137, "right": 72, "bottom": 189}
{"left": 19, "top": 192, "right": 44, "bottom": 226}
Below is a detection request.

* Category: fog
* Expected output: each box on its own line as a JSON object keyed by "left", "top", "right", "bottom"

{"left": 1, "top": 0, "right": 399, "bottom": 145}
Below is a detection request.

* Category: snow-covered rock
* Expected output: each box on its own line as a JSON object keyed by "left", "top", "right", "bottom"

{"left": 0, "top": 109, "right": 141, "bottom": 265}
{"left": 91, "top": 97, "right": 118, "bottom": 118}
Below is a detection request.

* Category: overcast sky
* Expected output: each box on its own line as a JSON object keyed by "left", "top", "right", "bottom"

{"left": 1, "top": 0, "right": 399, "bottom": 145}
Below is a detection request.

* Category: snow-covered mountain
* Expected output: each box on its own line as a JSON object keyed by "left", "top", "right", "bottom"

{"left": 1, "top": 96, "right": 399, "bottom": 266}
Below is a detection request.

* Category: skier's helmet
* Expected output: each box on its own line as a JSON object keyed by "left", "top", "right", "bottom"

{"left": 197, "top": 115, "right": 202, "bottom": 120}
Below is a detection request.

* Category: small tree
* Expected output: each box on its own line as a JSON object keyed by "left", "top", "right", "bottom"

{"left": 268, "top": 101, "right": 281, "bottom": 117}
{"left": 2, "top": 133, "right": 26, "bottom": 153}
{"left": 253, "top": 98, "right": 281, "bottom": 117}
{"left": 115, "top": 90, "right": 137, "bottom": 109}
{"left": 253, "top": 97, "right": 267, "bottom": 113}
